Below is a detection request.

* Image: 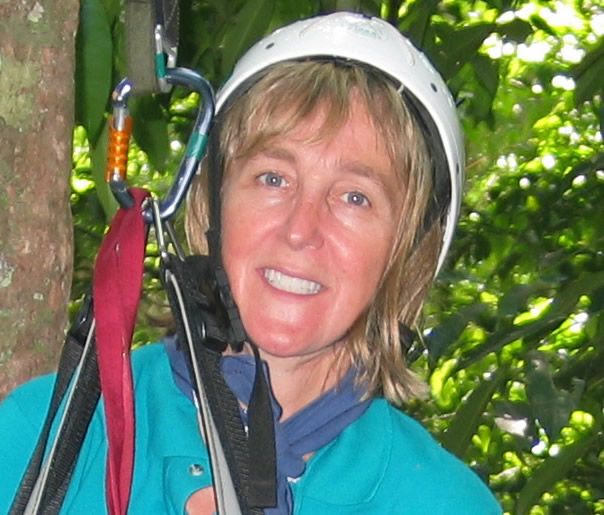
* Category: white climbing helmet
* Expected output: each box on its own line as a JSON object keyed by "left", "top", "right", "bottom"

{"left": 217, "top": 12, "right": 464, "bottom": 273}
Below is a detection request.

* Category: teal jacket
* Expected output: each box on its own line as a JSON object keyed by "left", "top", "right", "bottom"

{"left": 0, "top": 343, "right": 501, "bottom": 514}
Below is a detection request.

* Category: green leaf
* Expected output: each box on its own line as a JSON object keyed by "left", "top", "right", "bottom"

{"left": 426, "top": 303, "right": 489, "bottom": 361}
{"left": 515, "top": 432, "right": 598, "bottom": 514}
{"left": 220, "top": 0, "right": 276, "bottom": 80}
{"left": 429, "top": 358, "right": 459, "bottom": 410}
{"left": 483, "top": 0, "right": 514, "bottom": 10}
{"left": 571, "top": 41, "right": 604, "bottom": 105}
{"left": 435, "top": 23, "right": 496, "bottom": 78}
{"left": 468, "top": 54, "right": 499, "bottom": 125}
{"left": 528, "top": 14, "right": 557, "bottom": 37}
{"left": 525, "top": 351, "right": 575, "bottom": 440}
{"left": 320, "top": 0, "right": 361, "bottom": 11}
{"left": 130, "top": 96, "right": 170, "bottom": 170}
{"left": 398, "top": 0, "right": 438, "bottom": 50}
{"left": 497, "top": 18, "right": 533, "bottom": 43}
{"left": 75, "top": 0, "right": 113, "bottom": 145}
{"left": 548, "top": 272, "right": 604, "bottom": 319}
{"left": 498, "top": 282, "right": 549, "bottom": 318}
{"left": 100, "top": 0, "right": 122, "bottom": 26}
{"left": 472, "top": 55, "right": 499, "bottom": 98}
{"left": 460, "top": 272, "right": 604, "bottom": 367}
{"left": 440, "top": 368, "right": 506, "bottom": 458}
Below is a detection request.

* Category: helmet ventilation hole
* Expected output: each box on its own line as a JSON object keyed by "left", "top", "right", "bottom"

{"left": 430, "top": 83, "right": 437, "bottom": 92}
{"left": 265, "top": 42, "right": 275, "bottom": 50}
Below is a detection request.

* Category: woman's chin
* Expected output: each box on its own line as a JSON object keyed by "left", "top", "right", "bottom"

{"left": 250, "top": 336, "right": 309, "bottom": 359}
{"left": 248, "top": 332, "right": 345, "bottom": 369}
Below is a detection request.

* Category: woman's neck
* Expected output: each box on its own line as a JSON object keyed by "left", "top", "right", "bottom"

{"left": 258, "top": 345, "right": 348, "bottom": 421}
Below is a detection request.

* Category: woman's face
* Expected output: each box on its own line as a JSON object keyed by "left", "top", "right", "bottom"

{"left": 221, "top": 98, "right": 401, "bottom": 362}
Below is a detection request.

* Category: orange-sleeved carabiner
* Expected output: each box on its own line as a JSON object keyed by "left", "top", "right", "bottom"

{"left": 105, "top": 115, "right": 133, "bottom": 183}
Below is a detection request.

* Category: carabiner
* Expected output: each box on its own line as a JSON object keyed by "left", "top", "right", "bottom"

{"left": 148, "top": 196, "right": 185, "bottom": 265}
{"left": 106, "top": 70, "right": 214, "bottom": 221}
{"left": 142, "top": 68, "right": 214, "bottom": 223}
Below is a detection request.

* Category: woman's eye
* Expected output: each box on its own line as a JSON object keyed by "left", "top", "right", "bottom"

{"left": 343, "top": 191, "right": 370, "bottom": 207}
{"left": 258, "top": 171, "right": 286, "bottom": 188}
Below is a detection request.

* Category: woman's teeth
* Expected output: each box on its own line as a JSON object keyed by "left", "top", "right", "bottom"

{"left": 264, "top": 269, "right": 321, "bottom": 295}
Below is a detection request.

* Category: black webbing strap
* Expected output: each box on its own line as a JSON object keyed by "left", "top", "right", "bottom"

{"left": 195, "top": 253, "right": 276, "bottom": 509}
{"left": 161, "top": 254, "right": 250, "bottom": 512}
{"left": 202, "top": 100, "right": 277, "bottom": 511}
{"left": 9, "top": 335, "right": 83, "bottom": 514}
{"left": 162, "top": 254, "right": 276, "bottom": 513}
{"left": 39, "top": 343, "right": 100, "bottom": 512}
{"left": 10, "top": 298, "right": 100, "bottom": 515}
{"left": 246, "top": 345, "right": 277, "bottom": 508}
{"left": 162, "top": 255, "right": 249, "bottom": 514}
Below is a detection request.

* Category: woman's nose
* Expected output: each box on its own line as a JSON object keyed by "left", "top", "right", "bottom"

{"left": 283, "top": 195, "right": 325, "bottom": 250}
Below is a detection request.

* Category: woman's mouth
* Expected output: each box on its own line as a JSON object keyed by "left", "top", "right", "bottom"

{"left": 263, "top": 268, "right": 322, "bottom": 295}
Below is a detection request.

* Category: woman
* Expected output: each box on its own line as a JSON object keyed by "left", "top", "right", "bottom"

{"left": 1, "top": 12, "right": 501, "bottom": 514}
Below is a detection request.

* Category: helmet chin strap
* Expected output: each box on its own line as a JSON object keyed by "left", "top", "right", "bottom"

{"left": 202, "top": 121, "right": 278, "bottom": 510}
{"left": 204, "top": 121, "right": 247, "bottom": 352}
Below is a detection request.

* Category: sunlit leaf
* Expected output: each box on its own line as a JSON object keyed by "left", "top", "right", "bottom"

{"left": 515, "top": 432, "right": 598, "bottom": 514}
{"left": 425, "top": 303, "right": 489, "bottom": 361}
{"left": 498, "top": 282, "right": 549, "bottom": 318}
{"left": 460, "top": 273, "right": 604, "bottom": 367}
{"left": 430, "top": 358, "right": 457, "bottom": 400}
{"left": 440, "top": 368, "right": 506, "bottom": 458}
{"left": 528, "top": 14, "right": 557, "bottom": 37}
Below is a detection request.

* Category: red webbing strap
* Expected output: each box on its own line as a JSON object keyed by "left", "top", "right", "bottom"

{"left": 92, "top": 188, "right": 150, "bottom": 515}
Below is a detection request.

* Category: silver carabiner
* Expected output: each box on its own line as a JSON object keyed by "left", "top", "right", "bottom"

{"left": 106, "top": 70, "right": 215, "bottom": 223}
{"left": 148, "top": 196, "right": 185, "bottom": 264}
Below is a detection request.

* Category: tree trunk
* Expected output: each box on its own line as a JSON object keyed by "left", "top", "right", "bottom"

{"left": 0, "top": 0, "right": 78, "bottom": 399}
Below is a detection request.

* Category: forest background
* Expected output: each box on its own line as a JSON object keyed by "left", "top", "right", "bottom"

{"left": 0, "top": 0, "right": 602, "bottom": 513}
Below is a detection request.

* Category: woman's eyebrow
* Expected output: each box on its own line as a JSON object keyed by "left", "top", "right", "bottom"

{"left": 254, "top": 146, "right": 297, "bottom": 165}
{"left": 338, "top": 160, "right": 391, "bottom": 189}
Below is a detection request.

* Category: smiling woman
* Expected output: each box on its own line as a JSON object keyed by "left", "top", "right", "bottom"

{"left": 187, "top": 60, "right": 436, "bottom": 406}
{"left": 181, "top": 15, "right": 500, "bottom": 512}
{"left": 221, "top": 97, "right": 399, "bottom": 413}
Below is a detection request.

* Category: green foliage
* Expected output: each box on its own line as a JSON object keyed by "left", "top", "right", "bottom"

{"left": 130, "top": 97, "right": 171, "bottom": 170}
{"left": 71, "top": 1, "right": 604, "bottom": 513}
{"left": 75, "top": 0, "right": 113, "bottom": 143}
{"left": 219, "top": 0, "right": 276, "bottom": 78}
{"left": 440, "top": 367, "right": 507, "bottom": 457}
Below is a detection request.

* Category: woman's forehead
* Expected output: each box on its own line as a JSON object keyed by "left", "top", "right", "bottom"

{"left": 236, "top": 92, "right": 390, "bottom": 158}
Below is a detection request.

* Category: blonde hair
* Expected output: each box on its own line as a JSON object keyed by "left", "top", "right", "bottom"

{"left": 186, "top": 60, "right": 444, "bottom": 406}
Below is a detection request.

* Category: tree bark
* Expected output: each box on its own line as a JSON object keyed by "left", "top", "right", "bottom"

{"left": 0, "top": 0, "right": 78, "bottom": 398}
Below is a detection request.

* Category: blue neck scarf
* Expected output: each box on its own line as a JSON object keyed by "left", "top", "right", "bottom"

{"left": 165, "top": 338, "right": 371, "bottom": 514}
